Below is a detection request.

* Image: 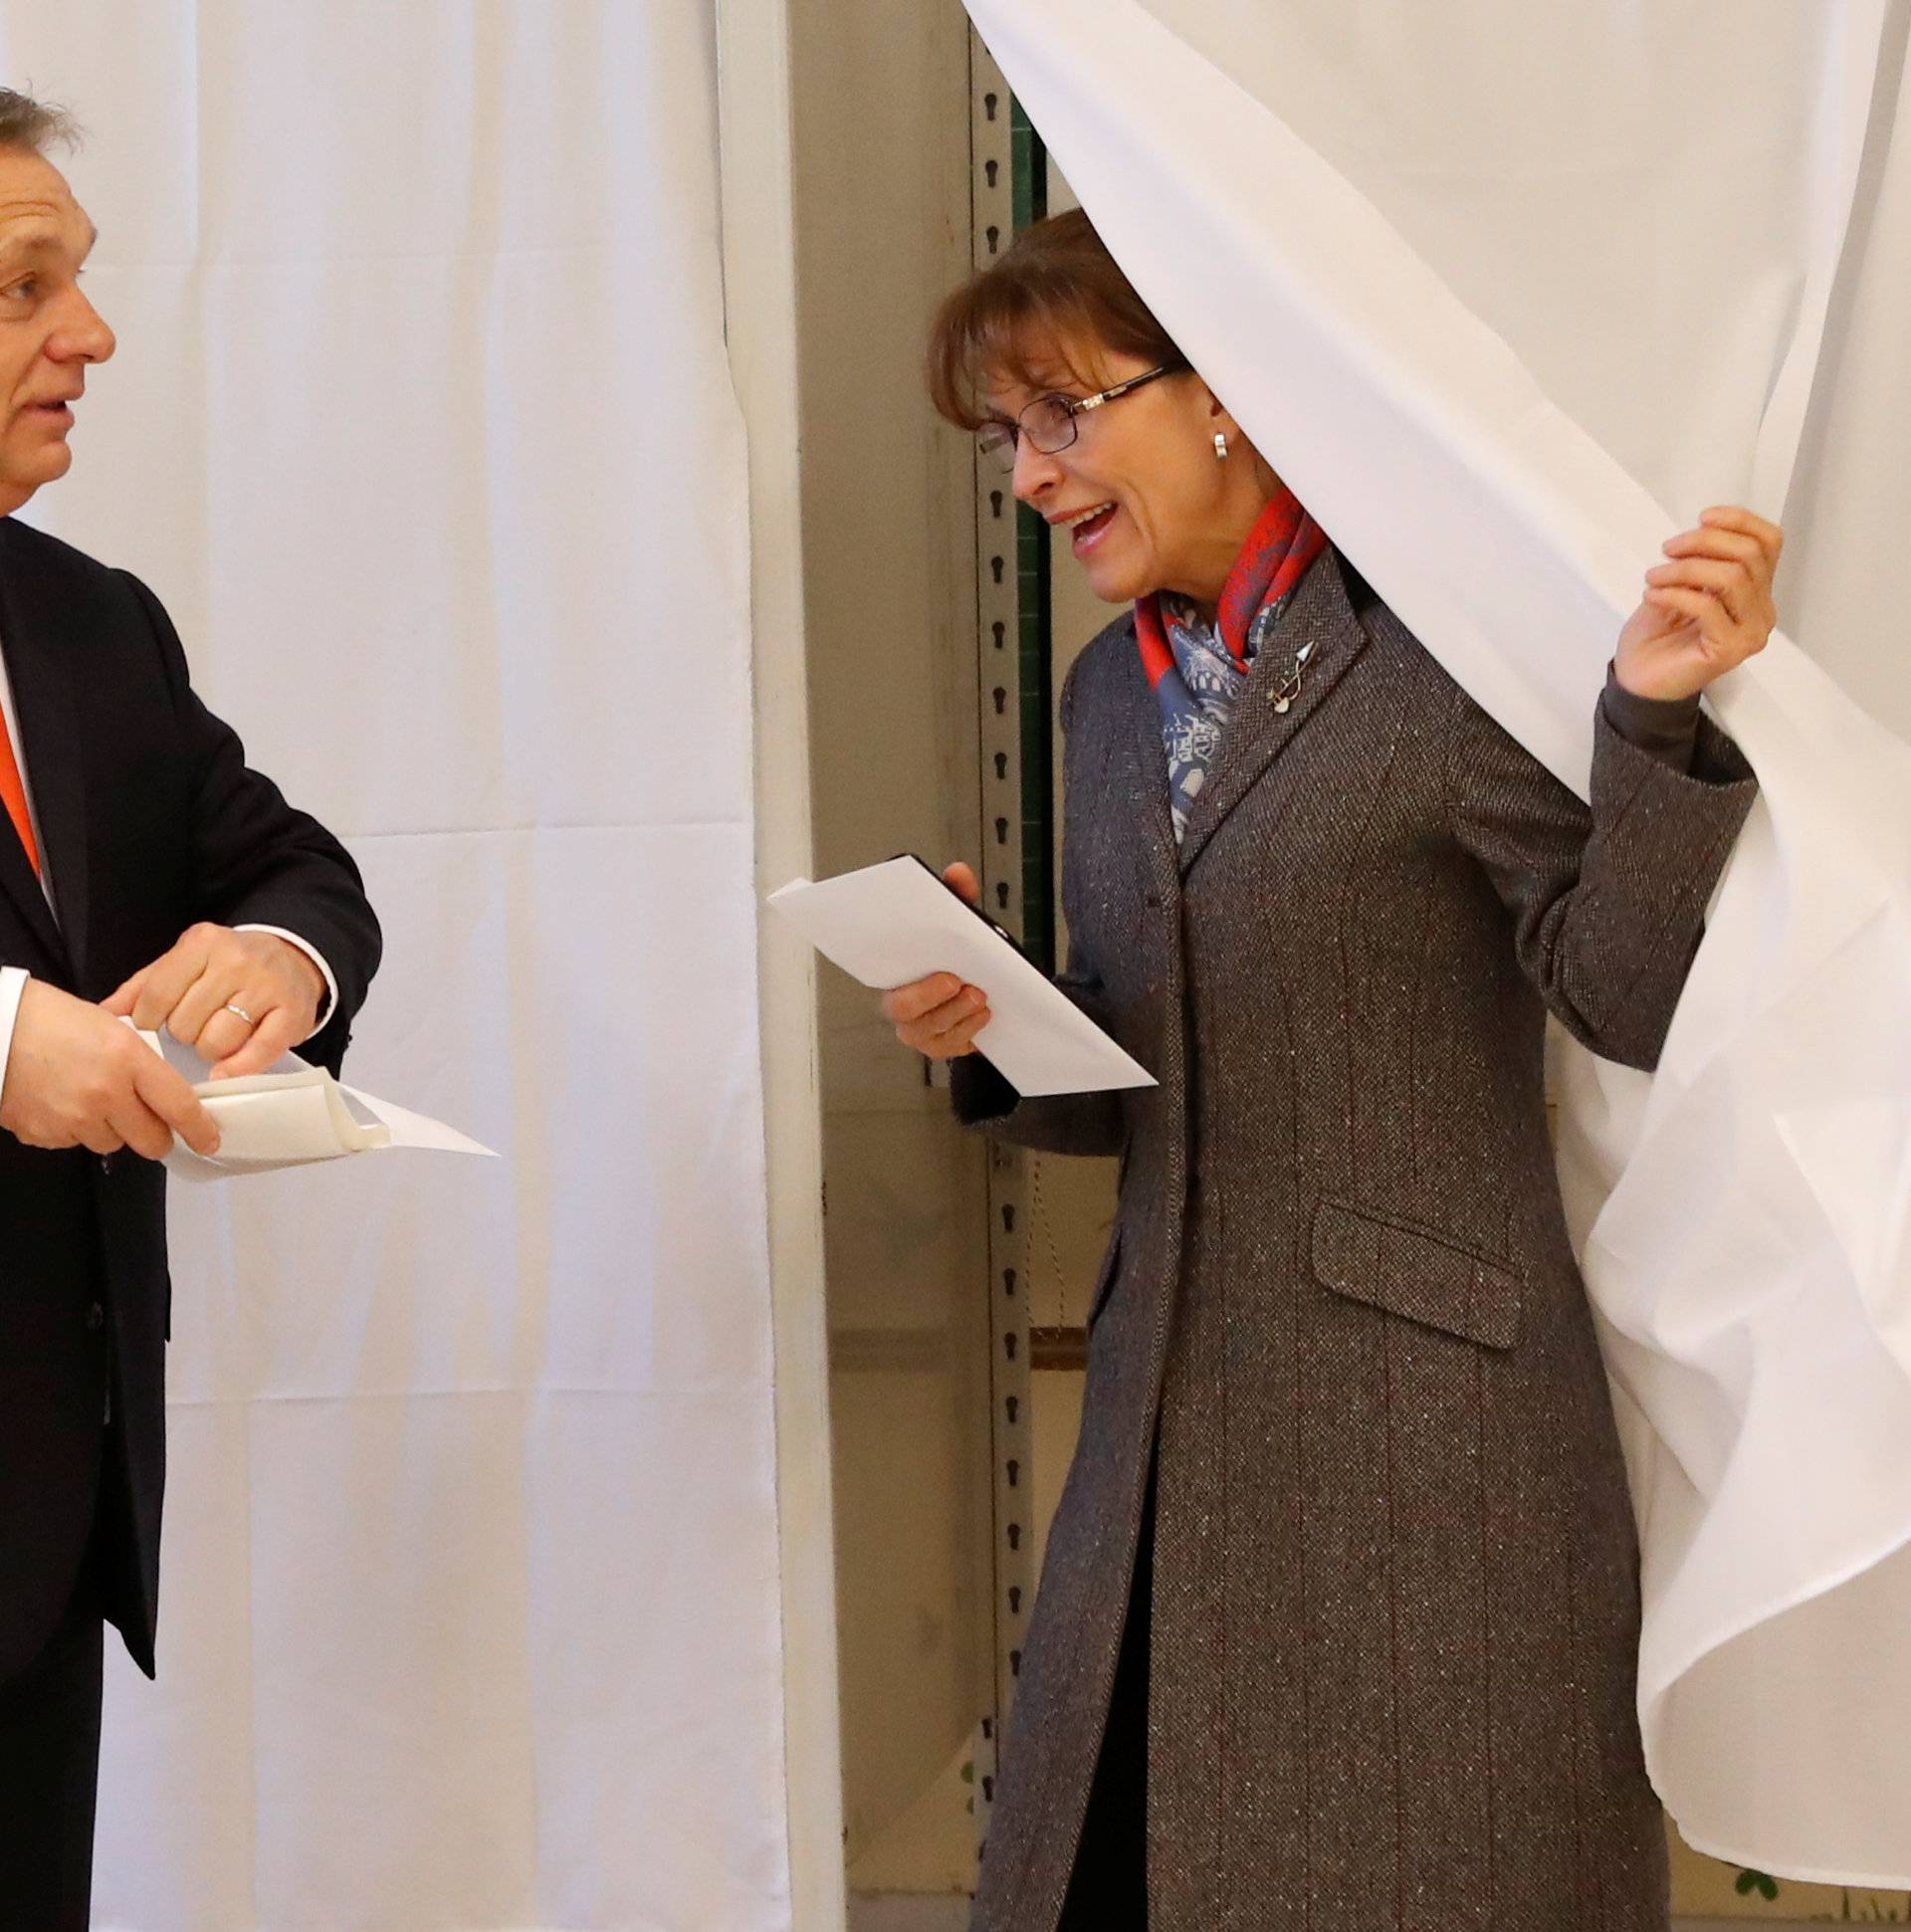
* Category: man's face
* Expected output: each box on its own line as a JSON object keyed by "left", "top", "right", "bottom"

{"left": 0, "top": 145, "right": 113, "bottom": 518}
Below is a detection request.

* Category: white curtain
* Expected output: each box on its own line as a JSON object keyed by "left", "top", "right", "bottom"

{"left": 967, "top": 0, "right": 1911, "bottom": 1886}
{"left": 0, "top": 5, "right": 791, "bottom": 1926}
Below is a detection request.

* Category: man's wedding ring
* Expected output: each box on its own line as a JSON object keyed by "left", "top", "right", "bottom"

{"left": 225, "top": 1002, "right": 255, "bottom": 1027}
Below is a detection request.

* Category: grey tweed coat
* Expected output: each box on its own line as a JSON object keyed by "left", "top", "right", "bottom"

{"left": 954, "top": 549, "right": 1758, "bottom": 1931}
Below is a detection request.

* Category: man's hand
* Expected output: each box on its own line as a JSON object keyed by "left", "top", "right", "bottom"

{"left": 0, "top": 979, "right": 220, "bottom": 1160}
{"left": 102, "top": 924, "right": 323, "bottom": 1080}
{"left": 1615, "top": 506, "right": 1781, "bottom": 703}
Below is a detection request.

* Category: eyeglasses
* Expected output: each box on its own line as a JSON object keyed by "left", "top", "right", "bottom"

{"left": 975, "top": 361, "right": 1186, "bottom": 474}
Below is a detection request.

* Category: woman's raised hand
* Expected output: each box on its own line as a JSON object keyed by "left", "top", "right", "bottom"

{"left": 1614, "top": 505, "right": 1781, "bottom": 703}
{"left": 880, "top": 862, "right": 994, "bottom": 1060}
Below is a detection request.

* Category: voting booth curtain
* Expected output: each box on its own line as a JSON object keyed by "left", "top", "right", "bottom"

{"left": 965, "top": 0, "right": 1911, "bottom": 1888}
{"left": 0, "top": 4, "right": 790, "bottom": 1926}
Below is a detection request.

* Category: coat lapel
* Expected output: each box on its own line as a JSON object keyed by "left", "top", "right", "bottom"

{"left": 1174, "top": 548, "right": 1369, "bottom": 875}
{"left": 0, "top": 521, "right": 88, "bottom": 977}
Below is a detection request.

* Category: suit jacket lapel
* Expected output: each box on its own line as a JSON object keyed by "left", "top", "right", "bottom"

{"left": 0, "top": 521, "right": 88, "bottom": 977}
{"left": 1175, "top": 549, "right": 1370, "bottom": 875}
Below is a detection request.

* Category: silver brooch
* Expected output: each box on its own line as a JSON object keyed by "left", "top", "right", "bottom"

{"left": 1267, "top": 637, "right": 1318, "bottom": 714}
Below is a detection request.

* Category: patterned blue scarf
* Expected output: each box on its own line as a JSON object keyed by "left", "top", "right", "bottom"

{"left": 1136, "top": 492, "right": 1327, "bottom": 841}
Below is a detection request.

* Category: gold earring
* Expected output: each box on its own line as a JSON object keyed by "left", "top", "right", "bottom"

{"left": 1214, "top": 432, "right": 1229, "bottom": 461}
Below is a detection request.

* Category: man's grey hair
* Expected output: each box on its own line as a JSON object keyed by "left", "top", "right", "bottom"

{"left": 0, "top": 87, "right": 81, "bottom": 155}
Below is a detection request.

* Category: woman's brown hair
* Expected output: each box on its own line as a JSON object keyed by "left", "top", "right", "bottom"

{"left": 926, "top": 207, "right": 1185, "bottom": 430}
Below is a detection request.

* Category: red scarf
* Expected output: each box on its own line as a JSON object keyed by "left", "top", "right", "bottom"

{"left": 1136, "top": 489, "right": 1328, "bottom": 688}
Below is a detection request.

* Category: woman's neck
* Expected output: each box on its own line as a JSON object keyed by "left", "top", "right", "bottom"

{"left": 1171, "top": 467, "right": 1282, "bottom": 624}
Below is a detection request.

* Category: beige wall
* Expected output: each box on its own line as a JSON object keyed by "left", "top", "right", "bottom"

{"left": 787, "top": 0, "right": 995, "bottom": 1893}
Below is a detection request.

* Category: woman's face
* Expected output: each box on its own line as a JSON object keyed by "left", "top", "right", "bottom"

{"left": 984, "top": 337, "right": 1269, "bottom": 610}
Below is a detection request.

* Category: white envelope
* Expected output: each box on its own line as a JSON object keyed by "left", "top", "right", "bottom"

{"left": 768, "top": 857, "right": 1157, "bottom": 1099}
{"left": 137, "top": 1028, "right": 495, "bottom": 1181}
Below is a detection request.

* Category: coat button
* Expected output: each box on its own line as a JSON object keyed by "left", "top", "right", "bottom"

{"left": 87, "top": 1302, "right": 105, "bottom": 1331}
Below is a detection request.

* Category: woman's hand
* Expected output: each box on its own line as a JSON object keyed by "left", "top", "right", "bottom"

{"left": 880, "top": 862, "right": 994, "bottom": 1060}
{"left": 1614, "top": 506, "right": 1781, "bottom": 703}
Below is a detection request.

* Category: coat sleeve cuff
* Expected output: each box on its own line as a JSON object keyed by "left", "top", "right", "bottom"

{"left": 1600, "top": 665, "right": 1703, "bottom": 770}
{"left": 0, "top": 965, "right": 26, "bottom": 1091}
{"left": 235, "top": 924, "right": 338, "bottom": 1041}
{"left": 1591, "top": 696, "right": 1759, "bottom": 856}
{"left": 950, "top": 1052, "right": 1021, "bottom": 1125}
{"left": 1599, "top": 665, "right": 1754, "bottom": 788}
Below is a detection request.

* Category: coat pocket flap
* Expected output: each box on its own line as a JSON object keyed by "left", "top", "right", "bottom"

{"left": 1311, "top": 1196, "right": 1522, "bottom": 1350}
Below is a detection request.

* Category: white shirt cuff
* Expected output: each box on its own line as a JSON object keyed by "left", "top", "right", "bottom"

{"left": 236, "top": 926, "right": 338, "bottom": 1044}
{"left": 0, "top": 965, "right": 26, "bottom": 1093}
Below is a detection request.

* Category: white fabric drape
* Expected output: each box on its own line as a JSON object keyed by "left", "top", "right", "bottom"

{"left": 0, "top": 5, "right": 790, "bottom": 1926}
{"left": 967, "top": 0, "right": 1911, "bottom": 1884}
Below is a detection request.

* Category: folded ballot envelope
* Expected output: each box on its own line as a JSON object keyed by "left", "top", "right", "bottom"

{"left": 768, "top": 857, "right": 1157, "bottom": 1098}
{"left": 135, "top": 1028, "right": 494, "bottom": 1181}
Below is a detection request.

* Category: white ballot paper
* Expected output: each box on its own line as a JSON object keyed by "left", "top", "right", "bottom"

{"left": 769, "top": 857, "right": 1157, "bottom": 1099}
{"left": 136, "top": 1029, "right": 495, "bottom": 1181}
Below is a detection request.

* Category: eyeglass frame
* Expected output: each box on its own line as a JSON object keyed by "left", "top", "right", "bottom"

{"left": 975, "top": 359, "right": 1189, "bottom": 473}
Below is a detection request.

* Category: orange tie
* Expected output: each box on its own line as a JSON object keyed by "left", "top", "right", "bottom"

{"left": 0, "top": 701, "right": 41, "bottom": 876}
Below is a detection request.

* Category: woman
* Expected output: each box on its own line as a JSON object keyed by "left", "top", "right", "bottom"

{"left": 884, "top": 209, "right": 1767, "bottom": 1931}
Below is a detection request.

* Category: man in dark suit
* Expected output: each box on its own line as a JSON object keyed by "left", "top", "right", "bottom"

{"left": 0, "top": 92, "right": 381, "bottom": 1924}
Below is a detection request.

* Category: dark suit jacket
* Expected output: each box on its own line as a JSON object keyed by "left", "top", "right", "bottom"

{"left": 954, "top": 550, "right": 1758, "bottom": 1930}
{"left": 0, "top": 515, "right": 381, "bottom": 1683}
